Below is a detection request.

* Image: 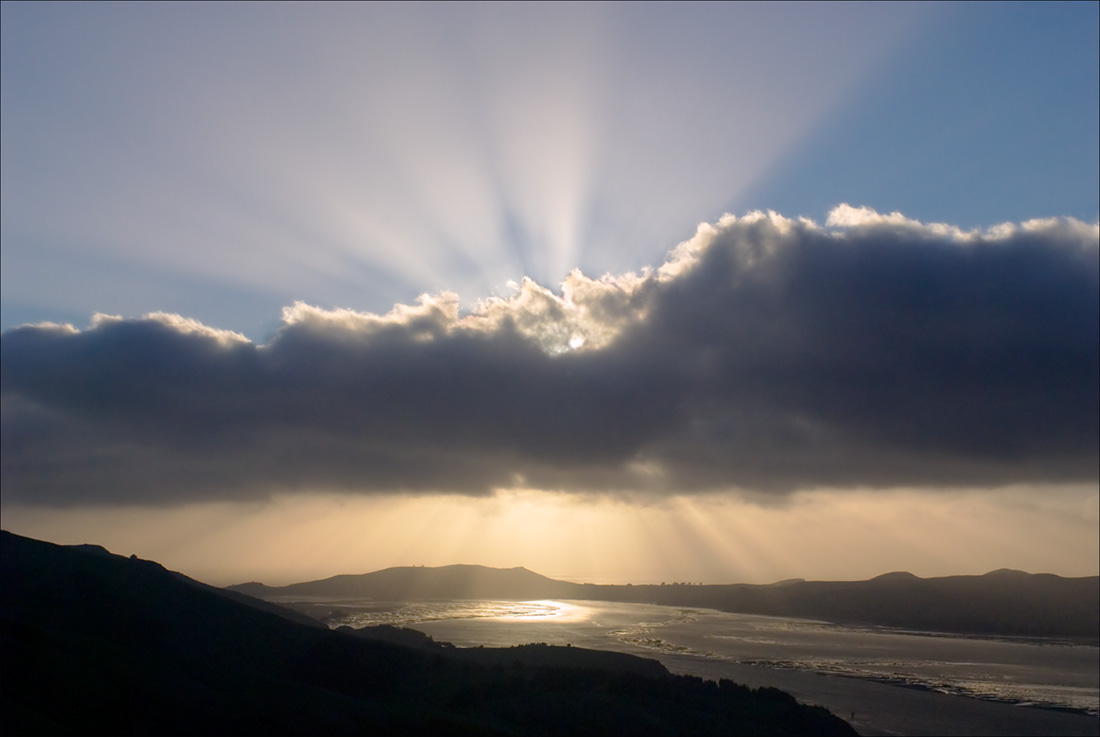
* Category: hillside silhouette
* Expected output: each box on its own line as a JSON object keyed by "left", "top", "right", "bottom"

{"left": 1, "top": 531, "right": 854, "bottom": 736}
{"left": 232, "top": 564, "right": 578, "bottom": 601}
{"left": 233, "top": 564, "right": 1100, "bottom": 642}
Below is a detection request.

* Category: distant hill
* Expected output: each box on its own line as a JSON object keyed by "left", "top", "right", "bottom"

{"left": 233, "top": 565, "right": 1100, "bottom": 642}
{"left": 589, "top": 570, "right": 1099, "bottom": 642}
{"left": 232, "top": 563, "right": 581, "bottom": 600}
{"left": 1, "top": 531, "right": 854, "bottom": 736}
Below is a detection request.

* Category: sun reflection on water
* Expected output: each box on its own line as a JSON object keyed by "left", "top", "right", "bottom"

{"left": 503, "top": 600, "right": 589, "bottom": 623}
{"left": 277, "top": 596, "right": 1099, "bottom": 715}
{"left": 309, "top": 598, "right": 595, "bottom": 629}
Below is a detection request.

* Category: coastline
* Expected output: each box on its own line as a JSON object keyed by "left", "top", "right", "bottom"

{"left": 274, "top": 594, "right": 1100, "bottom": 736}
{"left": 387, "top": 599, "right": 1099, "bottom": 737}
{"left": 651, "top": 653, "right": 1099, "bottom": 737}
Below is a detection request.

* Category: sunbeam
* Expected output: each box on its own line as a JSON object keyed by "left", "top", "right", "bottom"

{"left": 1, "top": 3, "right": 935, "bottom": 337}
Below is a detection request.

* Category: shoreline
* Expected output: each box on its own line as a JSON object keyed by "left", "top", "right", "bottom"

{"left": 731, "top": 657, "right": 1098, "bottom": 717}
{"left": 284, "top": 596, "right": 1100, "bottom": 736}
{"left": 835, "top": 671, "right": 1097, "bottom": 718}
{"left": 650, "top": 653, "right": 1099, "bottom": 737}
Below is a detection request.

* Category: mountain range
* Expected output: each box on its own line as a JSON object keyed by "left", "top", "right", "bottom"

{"left": 232, "top": 565, "right": 1100, "bottom": 642}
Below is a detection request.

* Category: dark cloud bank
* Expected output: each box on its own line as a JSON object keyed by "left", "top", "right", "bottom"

{"left": 3, "top": 208, "right": 1097, "bottom": 505}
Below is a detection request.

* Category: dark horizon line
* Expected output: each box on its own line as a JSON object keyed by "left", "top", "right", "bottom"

{"left": 231, "top": 560, "right": 1100, "bottom": 591}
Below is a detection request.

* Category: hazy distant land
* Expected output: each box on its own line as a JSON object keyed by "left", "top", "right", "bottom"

{"left": 229, "top": 562, "right": 1100, "bottom": 736}
{"left": 0, "top": 530, "right": 854, "bottom": 736}
{"left": 230, "top": 563, "right": 1100, "bottom": 643}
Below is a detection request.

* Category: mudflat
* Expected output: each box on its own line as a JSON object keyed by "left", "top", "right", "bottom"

{"left": 656, "top": 653, "right": 1099, "bottom": 737}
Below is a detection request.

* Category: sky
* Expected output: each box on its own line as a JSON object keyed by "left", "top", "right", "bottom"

{"left": 2, "top": 2, "right": 1098, "bottom": 587}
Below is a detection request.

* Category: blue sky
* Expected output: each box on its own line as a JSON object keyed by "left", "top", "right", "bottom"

{"left": 4, "top": 2, "right": 1095, "bottom": 339}
{"left": 1, "top": 3, "right": 1097, "bottom": 585}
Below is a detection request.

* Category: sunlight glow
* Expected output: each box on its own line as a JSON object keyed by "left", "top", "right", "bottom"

{"left": 2, "top": 485, "right": 1095, "bottom": 587}
{"left": 0, "top": 5, "right": 934, "bottom": 335}
{"left": 488, "top": 600, "right": 590, "bottom": 623}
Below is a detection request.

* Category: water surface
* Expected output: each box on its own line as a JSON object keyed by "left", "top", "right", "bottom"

{"left": 278, "top": 596, "right": 1100, "bottom": 735}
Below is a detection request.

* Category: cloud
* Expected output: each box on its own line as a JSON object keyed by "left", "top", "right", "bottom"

{"left": 2, "top": 3, "right": 935, "bottom": 334}
{"left": 2, "top": 208, "right": 1097, "bottom": 505}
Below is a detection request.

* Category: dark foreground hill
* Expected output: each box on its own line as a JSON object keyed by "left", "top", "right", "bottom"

{"left": 0, "top": 531, "right": 854, "bottom": 736}
{"left": 235, "top": 564, "right": 1099, "bottom": 642}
